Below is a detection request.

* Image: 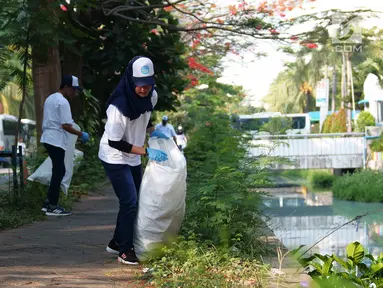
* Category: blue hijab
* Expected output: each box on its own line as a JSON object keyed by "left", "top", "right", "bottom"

{"left": 106, "top": 56, "right": 154, "bottom": 120}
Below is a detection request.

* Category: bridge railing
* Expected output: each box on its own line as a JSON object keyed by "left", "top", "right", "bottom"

{"left": 248, "top": 132, "right": 367, "bottom": 169}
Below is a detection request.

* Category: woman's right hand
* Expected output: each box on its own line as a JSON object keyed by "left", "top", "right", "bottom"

{"left": 146, "top": 148, "right": 168, "bottom": 162}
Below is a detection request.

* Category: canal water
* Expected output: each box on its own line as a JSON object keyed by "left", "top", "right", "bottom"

{"left": 263, "top": 186, "right": 383, "bottom": 258}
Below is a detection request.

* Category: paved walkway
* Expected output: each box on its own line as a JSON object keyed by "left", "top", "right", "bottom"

{"left": 0, "top": 187, "right": 148, "bottom": 288}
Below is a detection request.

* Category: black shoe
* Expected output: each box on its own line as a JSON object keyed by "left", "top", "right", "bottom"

{"left": 106, "top": 239, "right": 120, "bottom": 255}
{"left": 118, "top": 249, "right": 139, "bottom": 265}
{"left": 45, "top": 206, "right": 71, "bottom": 216}
{"left": 41, "top": 200, "right": 49, "bottom": 212}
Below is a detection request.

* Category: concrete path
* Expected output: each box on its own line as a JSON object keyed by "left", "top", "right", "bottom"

{"left": 0, "top": 187, "right": 149, "bottom": 288}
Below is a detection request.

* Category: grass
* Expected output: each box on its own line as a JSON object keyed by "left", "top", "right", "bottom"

{"left": 0, "top": 141, "right": 105, "bottom": 230}
{"left": 332, "top": 170, "right": 383, "bottom": 202}
{"left": 280, "top": 169, "right": 334, "bottom": 190}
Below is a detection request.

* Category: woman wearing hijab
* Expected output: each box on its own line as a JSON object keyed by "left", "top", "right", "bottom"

{"left": 99, "top": 56, "right": 169, "bottom": 265}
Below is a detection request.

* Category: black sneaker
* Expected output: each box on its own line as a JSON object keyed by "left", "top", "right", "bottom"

{"left": 41, "top": 200, "right": 49, "bottom": 212}
{"left": 45, "top": 206, "right": 71, "bottom": 216}
{"left": 106, "top": 239, "right": 120, "bottom": 255}
{"left": 118, "top": 249, "right": 139, "bottom": 265}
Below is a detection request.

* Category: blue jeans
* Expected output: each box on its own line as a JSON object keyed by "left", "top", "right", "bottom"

{"left": 44, "top": 143, "right": 66, "bottom": 206}
{"left": 101, "top": 161, "right": 142, "bottom": 254}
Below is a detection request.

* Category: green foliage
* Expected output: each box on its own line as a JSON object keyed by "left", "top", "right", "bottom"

{"left": 77, "top": 89, "right": 100, "bottom": 136}
{"left": 299, "top": 242, "right": 383, "bottom": 288}
{"left": 308, "top": 170, "right": 334, "bottom": 189}
{"left": 331, "top": 108, "right": 347, "bottom": 133}
{"left": 261, "top": 117, "right": 293, "bottom": 135}
{"left": 333, "top": 170, "right": 383, "bottom": 202}
{"left": 145, "top": 236, "right": 267, "bottom": 288}
{"left": 356, "top": 111, "right": 375, "bottom": 132}
{"left": 370, "top": 133, "right": 383, "bottom": 152}
{"left": 321, "top": 115, "right": 333, "bottom": 133}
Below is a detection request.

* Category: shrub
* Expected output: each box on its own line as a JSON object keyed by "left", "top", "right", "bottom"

{"left": 309, "top": 171, "right": 334, "bottom": 189}
{"left": 332, "top": 170, "right": 383, "bottom": 202}
{"left": 321, "top": 115, "right": 333, "bottom": 133}
{"left": 330, "top": 108, "right": 347, "bottom": 133}
{"left": 356, "top": 111, "right": 375, "bottom": 132}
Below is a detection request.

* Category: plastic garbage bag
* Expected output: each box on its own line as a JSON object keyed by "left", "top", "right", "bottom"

{"left": 27, "top": 123, "right": 84, "bottom": 195}
{"left": 134, "top": 137, "right": 187, "bottom": 260}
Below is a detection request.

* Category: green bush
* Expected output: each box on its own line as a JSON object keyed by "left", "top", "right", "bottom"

{"left": 369, "top": 132, "right": 383, "bottom": 152}
{"left": 321, "top": 115, "right": 333, "bottom": 133}
{"left": 330, "top": 108, "right": 347, "bottom": 133}
{"left": 309, "top": 171, "right": 334, "bottom": 189}
{"left": 356, "top": 111, "right": 375, "bottom": 132}
{"left": 333, "top": 170, "right": 383, "bottom": 202}
{"left": 146, "top": 236, "right": 268, "bottom": 288}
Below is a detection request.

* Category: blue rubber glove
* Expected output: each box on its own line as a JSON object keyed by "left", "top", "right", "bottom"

{"left": 146, "top": 148, "right": 168, "bottom": 162}
{"left": 150, "top": 131, "right": 169, "bottom": 139}
{"left": 80, "top": 132, "right": 90, "bottom": 143}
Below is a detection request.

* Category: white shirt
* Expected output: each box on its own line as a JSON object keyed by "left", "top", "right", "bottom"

{"left": 40, "top": 92, "right": 73, "bottom": 150}
{"left": 98, "top": 91, "right": 158, "bottom": 166}
{"left": 155, "top": 123, "right": 176, "bottom": 138}
{"left": 176, "top": 134, "right": 187, "bottom": 147}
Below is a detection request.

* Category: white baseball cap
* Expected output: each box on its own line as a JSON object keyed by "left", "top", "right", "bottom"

{"left": 61, "top": 75, "right": 82, "bottom": 90}
{"left": 132, "top": 57, "right": 155, "bottom": 87}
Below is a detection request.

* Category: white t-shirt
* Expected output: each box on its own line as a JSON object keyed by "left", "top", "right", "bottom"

{"left": 98, "top": 91, "right": 158, "bottom": 166}
{"left": 176, "top": 134, "right": 187, "bottom": 147}
{"left": 40, "top": 92, "right": 73, "bottom": 150}
{"left": 155, "top": 123, "right": 176, "bottom": 138}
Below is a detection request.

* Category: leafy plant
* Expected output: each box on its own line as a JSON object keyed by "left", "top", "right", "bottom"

{"left": 261, "top": 117, "right": 293, "bottom": 135}
{"left": 332, "top": 170, "right": 383, "bottom": 202}
{"left": 299, "top": 242, "right": 383, "bottom": 288}
{"left": 309, "top": 170, "right": 334, "bottom": 189}
{"left": 357, "top": 111, "right": 375, "bottom": 132}
{"left": 322, "top": 115, "right": 334, "bottom": 133}
{"left": 331, "top": 108, "right": 347, "bottom": 133}
{"left": 370, "top": 132, "right": 383, "bottom": 152}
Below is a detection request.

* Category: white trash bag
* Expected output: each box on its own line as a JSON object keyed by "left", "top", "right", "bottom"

{"left": 27, "top": 123, "right": 84, "bottom": 195}
{"left": 134, "top": 137, "right": 187, "bottom": 260}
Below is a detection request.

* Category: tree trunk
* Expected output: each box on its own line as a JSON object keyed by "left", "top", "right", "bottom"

{"left": 341, "top": 52, "right": 346, "bottom": 109}
{"left": 305, "top": 92, "right": 310, "bottom": 113}
{"left": 62, "top": 44, "right": 83, "bottom": 122}
{"left": 346, "top": 53, "right": 352, "bottom": 133}
{"left": 32, "top": 46, "right": 61, "bottom": 138}
{"left": 331, "top": 64, "right": 336, "bottom": 113}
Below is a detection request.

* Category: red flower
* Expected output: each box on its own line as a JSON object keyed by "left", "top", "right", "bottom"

{"left": 150, "top": 29, "right": 159, "bottom": 35}
{"left": 60, "top": 4, "right": 67, "bottom": 11}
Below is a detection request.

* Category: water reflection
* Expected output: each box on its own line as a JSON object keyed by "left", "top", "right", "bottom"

{"left": 263, "top": 187, "right": 383, "bottom": 258}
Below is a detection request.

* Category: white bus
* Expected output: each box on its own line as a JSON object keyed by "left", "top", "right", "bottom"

{"left": 0, "top": 114, "right": 18, "bottom": 152}
{"left": 233, "top": 113, "right": 311, "bottom": 135}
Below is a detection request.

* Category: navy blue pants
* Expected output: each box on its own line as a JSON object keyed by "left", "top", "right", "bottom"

{"left": 101, "top": 161, "right": 142, "bottom": 254}
{"left": 44, "top": 143, "right": 66, "bottom": 206}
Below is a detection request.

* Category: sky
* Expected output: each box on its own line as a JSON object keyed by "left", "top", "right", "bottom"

{"left": 215, "top": 0, "right": 383, "bottom": 107}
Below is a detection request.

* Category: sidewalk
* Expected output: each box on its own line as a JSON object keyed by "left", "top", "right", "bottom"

{"left": 0, "top": 186, "right": 148, "bottom": 288}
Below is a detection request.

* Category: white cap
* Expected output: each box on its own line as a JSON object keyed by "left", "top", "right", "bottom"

{"left": 61, "top": 75, "right": 82, "bottom": 90}
{"left": 132, "top": 57, "right": 155, "bottom": 86}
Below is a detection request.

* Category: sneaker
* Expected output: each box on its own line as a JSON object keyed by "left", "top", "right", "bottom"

{"left": 106, "top": 239, "right": 120, "bottom": 255}
{"left": 118, "top": 249, "right": 139, "bottom": 265}
{"left": 41, "top": 200, "right": 49, "bottom": 213}
{"left": 45, "top": 206, "right": 71, "bottom": 216}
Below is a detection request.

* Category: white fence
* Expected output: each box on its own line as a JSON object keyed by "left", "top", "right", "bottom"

{"left": 249, "top": 133, "right": 366, "bottom": 169}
